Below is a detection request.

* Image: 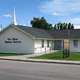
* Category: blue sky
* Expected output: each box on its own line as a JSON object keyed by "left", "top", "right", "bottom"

{"left": 0, "top": 0, "right": 80, "bottom": 28}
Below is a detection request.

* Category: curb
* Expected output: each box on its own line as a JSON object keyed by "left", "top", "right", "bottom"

{"left": 0, "top": 58, "right": 80, "bottom": 65}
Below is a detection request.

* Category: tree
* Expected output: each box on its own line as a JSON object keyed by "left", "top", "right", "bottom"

{"left": 68, "top": 23, "right": 74, "bottom": 29}
{"left": 53, "top": 22, "right": 74, "bottom": 30}
{"left": 31, "top": 17, "right": 53, "bottom": 30}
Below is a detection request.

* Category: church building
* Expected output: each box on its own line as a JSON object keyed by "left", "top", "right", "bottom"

{"left": 0, "top": 9, "right": 80, "bottom": 54}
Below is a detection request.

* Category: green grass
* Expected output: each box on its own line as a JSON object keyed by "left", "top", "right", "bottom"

{"left": 0, "top": 53, "right": 26, "bottom": 56}
{"left": 31, "top": 51, "right": 80, "bottom": 61}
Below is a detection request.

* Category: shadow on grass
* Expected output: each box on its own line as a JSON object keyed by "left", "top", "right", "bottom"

{"left": 0, "top": 53, "right": 30, "bottom": 56}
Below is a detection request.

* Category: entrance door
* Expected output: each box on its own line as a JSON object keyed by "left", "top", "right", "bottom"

{"left": 54, "top": 40, "right": 62, "bottom": 50}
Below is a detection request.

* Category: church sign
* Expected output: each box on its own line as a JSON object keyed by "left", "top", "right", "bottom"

{"left": 5, "top": 38, "right": 21, "bottom": 43}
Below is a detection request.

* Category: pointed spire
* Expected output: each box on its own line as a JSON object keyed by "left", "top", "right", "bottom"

{"left": 11, "top": 8, "right": 17, "bottom": 25}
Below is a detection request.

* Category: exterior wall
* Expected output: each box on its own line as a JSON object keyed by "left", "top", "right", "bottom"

{"left": 0, "top": 27, "right": 34, "bottom": 54}
{"left": 70, "top": 39, "right": 80, "bottom": 52}
{"left": 34, "top": 39, "right": 52, "bottom": 53}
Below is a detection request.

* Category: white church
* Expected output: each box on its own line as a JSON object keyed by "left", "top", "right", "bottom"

{"left": 0, "top": 9, "right": 53, "bottom": 54}
{"left": 1, "top": 9, "right": 80, "bottom": 54}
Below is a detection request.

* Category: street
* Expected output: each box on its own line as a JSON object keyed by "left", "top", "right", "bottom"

{"left": 0, "top": 60, "right": 80, "bottom": 80}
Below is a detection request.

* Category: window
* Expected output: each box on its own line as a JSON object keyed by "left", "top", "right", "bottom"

{"left": 42, "top": 40, "right": 44, "bottom": 48}
{"left": 47, "top": 40, "right": 49, "bottom": 47}
{"left": 73, "top": 40, "right": 78, "bottom": 47}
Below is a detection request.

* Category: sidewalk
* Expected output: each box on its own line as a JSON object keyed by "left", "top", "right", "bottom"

{"left": 0, "top": 54, "right": 80, "bottom": 65}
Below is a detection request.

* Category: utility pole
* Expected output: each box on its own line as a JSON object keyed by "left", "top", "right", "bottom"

{"left": 63, "top": 30, "right": 70, "bottom": 58}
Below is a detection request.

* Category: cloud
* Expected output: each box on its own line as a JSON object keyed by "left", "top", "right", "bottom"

{"left": 52, "top": 12, "right": 59, "bottom": 16}
{"left": 40, "top": 0, "right": 80, "bottom": 16}
{"left": 3, "top": 14, "right": 12, "bottom": 18}
{"left": 67, "top": 17, "right": 80, "bottom": 24}
{"left": 39, "top": 0, "right": 80, "bottom": 24}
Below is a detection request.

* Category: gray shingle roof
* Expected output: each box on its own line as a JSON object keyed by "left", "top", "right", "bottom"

{"left": 69, "top": 29, "right": 80, "bottom": 38}
{"left": 6, "top": 25, "right": 80, "bottom": 39}
{"left": 49, "top": 29, "right": 80, "bottom": 39}
{"left": 16, "top": 25, "right": 52, "bottom": 39}
{"left": 49, "top": 30, "right": 69, "bottom": 39}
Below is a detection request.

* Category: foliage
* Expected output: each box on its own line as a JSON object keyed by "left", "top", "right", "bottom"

{"left": 53, "top": 22, "right": 74, "bottom": 30}
{"left": 31, "top": 17, "right": 53, "bottom": 30}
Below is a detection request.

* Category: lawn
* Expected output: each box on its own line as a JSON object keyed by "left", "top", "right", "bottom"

{"left": 31, "top": 51, "right": 80, "bottom": 61}
{"left": 0, "top": 53, "right": 26, "bottom": 56}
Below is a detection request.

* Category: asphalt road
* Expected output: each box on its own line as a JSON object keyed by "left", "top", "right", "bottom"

{"left": 0, "top": 60, "right": 80, "bottom": 80}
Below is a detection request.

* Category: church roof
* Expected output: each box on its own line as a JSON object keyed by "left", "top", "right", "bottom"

{"left": 16, "top": 25, "right": 53, "bottom": 39}
{"left": 17, "top": 25, "right": 80, "bottom": 39}
{"left": 1, "top": 24, "right": 80, "bottom": 39}
{"left": 49, "top": 29, "right": 80, "bottom": 39}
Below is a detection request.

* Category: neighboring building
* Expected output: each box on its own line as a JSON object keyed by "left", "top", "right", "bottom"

{"left": 0, "top": 24, "right": 80, "bottom": 54}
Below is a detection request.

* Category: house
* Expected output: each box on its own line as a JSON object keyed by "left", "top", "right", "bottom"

{"left": 0, "top": 24, "right": 80, "bottom": 54}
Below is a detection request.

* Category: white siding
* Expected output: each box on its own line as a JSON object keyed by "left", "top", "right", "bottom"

{"left": 34, "top": 39, "right": 51, "bottom": 53}
{"left": 70, "top": 39, "right": 80, "bottom": 52}
{"left": 0, "top": 27, "right": 34, "bottom": 54}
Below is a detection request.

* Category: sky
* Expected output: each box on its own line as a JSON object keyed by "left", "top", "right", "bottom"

{"left": 0, "top": 0, "right": 80, "bottom": 28}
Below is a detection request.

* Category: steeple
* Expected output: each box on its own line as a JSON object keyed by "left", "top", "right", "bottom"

{"left": 11, "top": 8, "right": 17, "bottom": 25}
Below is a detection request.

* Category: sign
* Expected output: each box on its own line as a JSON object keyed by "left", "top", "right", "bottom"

{"left": 64, "top": 39, "right": 69, "bottom": 49}
{"left": 5, "top": 38, "right": 21, "bottom": 43}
